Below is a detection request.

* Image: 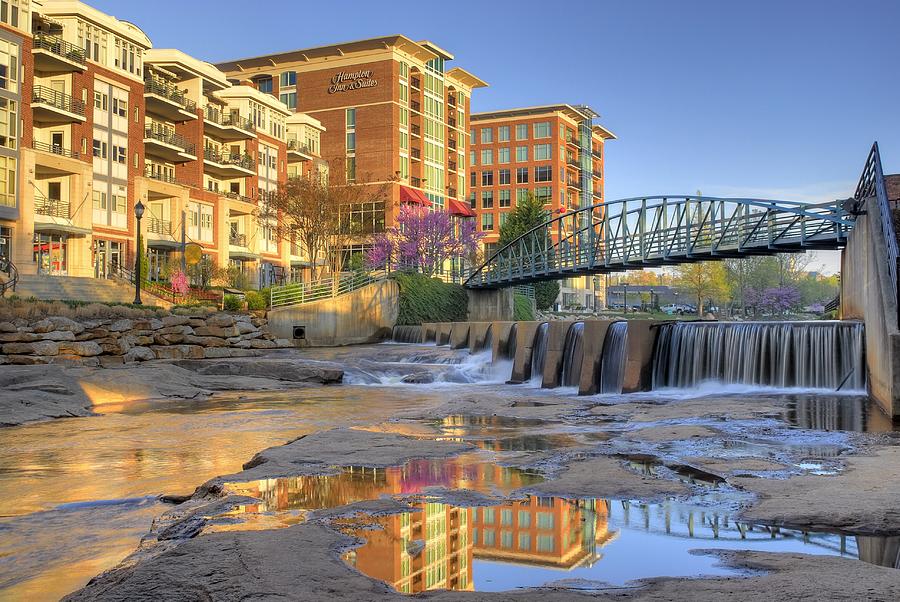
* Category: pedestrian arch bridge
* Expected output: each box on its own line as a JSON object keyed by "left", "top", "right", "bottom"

{"left": 464, "top": 195, "right": 853, "bottom": 289}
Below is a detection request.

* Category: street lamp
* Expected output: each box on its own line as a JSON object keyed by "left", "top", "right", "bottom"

{"left": 649, "top": 288, "right": 655, "bottom": 312}
{"left": 133, "top": 200, "right": 144, "bottom": 305}
{"left": 622, "top": 281, "right": 629, "bottom": 314}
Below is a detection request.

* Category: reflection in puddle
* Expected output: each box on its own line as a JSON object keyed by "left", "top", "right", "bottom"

{"left": 782, "top": 395, "right": 899, "bottom": 433}
{"left": 340, "top": 496, "right": 899, "bottom": 594}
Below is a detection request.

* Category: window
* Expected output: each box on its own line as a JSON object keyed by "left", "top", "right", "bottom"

{"left": 113, "top": 37, "right": 142, "bottom": 76}
{"left": 481, "top": 213, "right": 494, "bottom": 231}
{"left": 500, "top": 531, "right": 513, "bottom": 548}
{"left": 535, "top": 166, "right": 552, "bottom": 182}
{"left": 537, "top": 512, "right": 555, "bottom": 529}
{"left": 279, "top": 71, "right": 296, "bottom": 87}
{"left": 516, "top": 167, "right": 528, "bottom": 184}
{"left": 480, "top": 128, "right": 493, "bottom": 144}
{"left": 470, "top": 170, "right": 476, "bottom": 187}
{"left": 516, "top": 146, "right": 527, "bottom": 162}
{"left": 499, "top": 212, "right": 509, "bottom": 227}
{"left": 534, "top": 144, "right": 551, "bottom": 161}
{"left": 279, "top": 92, "right": 297, "bottom": 109}
{"left": 515, "top": 123, "right": 528, "bottom": 140}
{"left": 94, "top": 91, "right": 108, "bottom": 111}
{"left": 482, "top": 529, "right": 496, "bottom": 546}
{"left": 0, "top": 0, "right": 23, "bottom": 28}
{"left": 498, "top": 147, "right": 510, "bottom": 163}
{"left": 537, "top": 535, "right": 554, "bottom": 552}
{"left": 499, "top": 169, "right": 510, "bottom": 185}
{"left": 92, "top": 190, "right": 107, "bottom": 209}
{"left": 0, "top": 155, "right": 14, "bottom": 207}
{"left": 77, "top": 20, "right": 107, "bottom": 63}
{"left": 257, "top": 76, "right": 273, "bottom": 94}
{"left": 468, "top": 190, "right": 476, "bottom": 208}
{"left": 0, "top": 97, "right": 16, "bottom": 150}
{"left": 345, "top": 156, "right": 356, "bottom": 182}
{"left": 518, "top": 532, "right": 531, "bottom": 551}
{"left": 499, "top": 189, "right": 511, "bottom": 207}
{"left": 498, "top": 125, "right": 510, "bottom": 142}
{"left": 480, "top": 149, "right": 493, "bottom": 165}
{"left": 345, "top": 108, "right": 356, "bottom": 128}
{"left": 113, "top": 145, "right": 126, "bottom": 164}
{"left": 534, "top": 121, "right": 551, "bottom": 138}
{"left": 481, "top": 190, "right": 493, "bottom": 209}
{"left": 469, "top": 150, "right": 475, "bottom": 166}
{"left": 112, "top": 97, "right": 127, "bottom": 118}
{"left": 518, "top": 511, "right": 531, "bottom": 527}
{"left": 481, "top": 170, "right": 493, "bottom": 186}
{"left": 346, "top": 132, "right": 356, "bottom": 152}
{"left": 92, "top": 139, "right": 106, "bottom": 158}
{"left": 469, "top": 128, "right": 475, "bottom": 144}
{"left": 0, "top": 39, "right": 17, "bottom": 93}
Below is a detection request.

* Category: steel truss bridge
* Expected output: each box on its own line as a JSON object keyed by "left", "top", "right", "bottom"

{"left": 464, "top": 195, "right": 854, "bottom": 289}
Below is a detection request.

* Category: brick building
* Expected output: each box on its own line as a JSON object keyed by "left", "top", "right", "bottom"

{"left": 469, "top": 105, "right": 615, "bottom": 308}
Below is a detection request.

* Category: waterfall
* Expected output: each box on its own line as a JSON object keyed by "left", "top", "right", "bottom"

{"left": 391, "top": 325, "right": 423, "bottom": 344}
{"left": 598, "top": 321, "right": 628, "bottom": 394}
{"left": 652, "top": 321, "right": 866, "bottom": 390}
{"left": 530, "top": 322, "right": 549, "bottom": 383}
{"left": 504, "top": 323, "right": 518, "bottom": 360}
{"left": 481, "top": 324, "right": 493, "bottom": 352}
{"left": 560, "top": 322, "right": 585, "bottom": 387}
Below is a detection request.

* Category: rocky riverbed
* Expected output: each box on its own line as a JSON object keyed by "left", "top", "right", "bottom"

{"left": 3, "top": 343, "right": 900, "bottom": 600}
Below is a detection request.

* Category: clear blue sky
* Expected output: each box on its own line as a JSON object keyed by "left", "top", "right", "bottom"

{"left": 91, "top": 0, "right": 899, "bottom": 271}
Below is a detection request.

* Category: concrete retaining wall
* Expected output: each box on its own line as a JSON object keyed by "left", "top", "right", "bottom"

{"left": 267, "top": 280, "right": 398, "bottom": 347}
{"left": 841, "top": 195, "right": 900, "bottom": 416}
{"left": 578, "top": 320, "right": 616, "bottom": 395}
{"left": 467, "top": 288, "right": 515, "bottom": 322}
{"left": 509, "top": 322, "right": 543, "bottom": 383}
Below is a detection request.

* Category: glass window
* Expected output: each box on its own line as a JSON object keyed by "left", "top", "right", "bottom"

{"left": 345, "top": 108, "right": 356, "bottom": 128}
{"left": 469, "top": 128, "right": 475, "bottom": 144}
{"left": 498, "top": 125, "right": 510, "bottom": 142}
{"left": 481, "top": 170, "right": 493, "bottom": 186}
{"left": 516, "top": 167, "right": 528, "bottom": 184}
{"left": 534, "top": 121, "right": 551, "bottom": 138}
{"left": 346, "top": 132, "right": 356, "bottom": 152}
{"left": 482, "top": 529, "right": 496, "bottom": 546}
{"left": 535, "top": 186, "right": 552, "bottom": 202}
{"left": 480, "top": 128, "right": 493, "bottom": 144}
{"left": 535, "top": 166, "right": 552, "bottom": 182}
{"left": 534, "top": 144, "right": 551, "bottom": 161}
{"left": 279, "top": 92, "right": 297, "bottom": 110}
{"left": 498, "top": 147, "right": 510, "bottom": 163}
{"left": 481, "top": 190, "right": 493, "bottom": 208}
{"left": 279, "top": 71, "right": 296, "bottom": 87}
{"left": 500, "top": 531, "right": 513, "bottom": 548}
{"left": 480, "top": 213, "right": 494, "bottom": 231}
{"left": 470, "top": 170, "right": 476, "bottom": 187}
{"left": 480, "top": 148, "right": 493, "bottom": 165}
{"left": 0, "top": 97, "right": 16, "bottom": 150}
{"left": 499, "top": 169, "right": 510, "bottom": 185}
{"left": 518, "top": 532, "right": 531, "bottom": 551}
{"left": 257, "top": 76, "right": 273, "bottom": 94}
{"left": 499, "top": 189, "right": 511, "bottom": 207}
{"left": 345, "top": 156, "right": 356, "bottom": 182}
{"left": 516, "top": 146, "right": 527, "bottom": 162}
{"left": 516, "top": 188, "right": 529, "bottom": 204}
{"left": 0, "top": 155, "right": 14, "bottom": 207}
{"left": 1, "top": 39, "right": 22, "bottom": 93}
{"left": 515, "top": 123, "right": 528, "bottom": 140}
{"left": 469, "top": 150, "right": 476, "bottom": 166}
{"left": 537, "top": 535, "right": 554, "bottom": 552}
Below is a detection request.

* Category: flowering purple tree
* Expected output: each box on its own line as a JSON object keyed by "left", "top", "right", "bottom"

{"left": 366, "top": 206, "right": 483, "bottom": 276}
{"left": 745, "top": 286, "right": 801, "bottom": 315}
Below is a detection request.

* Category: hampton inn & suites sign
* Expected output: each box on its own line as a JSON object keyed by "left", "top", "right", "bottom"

{"left": 328, "top": 70, "right": 378, "bottom": 94}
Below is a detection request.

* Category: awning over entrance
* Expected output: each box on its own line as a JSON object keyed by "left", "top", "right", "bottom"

{"left": 399, "top": 185, "right": 432, "bottom": 207}
{"left": 33, "top": 220, "right": 92, "bottom": 236}
{"left": 229, "top": 250, "right": 260, "bottom": 260}
{"left": 448, "top": 198, "right": 475, "bottom": 218}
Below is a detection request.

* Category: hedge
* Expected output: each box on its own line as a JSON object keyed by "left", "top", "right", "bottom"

{"left": 513, "top": 293, "right": 535, "bottom": 321}
{"left": 394, "top": 272, "right": 469, "bottom": 325}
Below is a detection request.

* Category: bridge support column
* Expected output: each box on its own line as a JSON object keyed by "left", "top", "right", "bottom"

{"left": 467, "top": 288, "right": 514, "bottom": 322}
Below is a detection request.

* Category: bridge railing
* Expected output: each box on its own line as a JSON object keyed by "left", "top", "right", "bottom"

{"left": 854, "top": 142, "right": 896, "bottom": 296}
{"left": 466, "top": 196, "right": 853, "bottom": 288}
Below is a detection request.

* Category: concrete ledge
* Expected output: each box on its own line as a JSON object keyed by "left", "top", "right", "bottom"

{"left": 421, "top": 323, "right": 437, "bottom": 343}
{"left": 467, "top": 322, "right": 492, "bottom": 353}
{"left": 510, "top": 322, "right": 543, "bottom": 383}
{"left": 578, "top": 320, "right": 616, "bottom": 395}
{"left": 490, "top": 321, "right": 515, "bottom": 362}
{"left": 449, "top": 323, "right": 470, "bottom": 349}
{"left": 622, "top": 321, "right": 660, "bottom": 392}
{"left": 541, "top": 321, "right": 573, "bottom": 389}
{"left": 436, "top": 323, "right": 452, "bottom": 346}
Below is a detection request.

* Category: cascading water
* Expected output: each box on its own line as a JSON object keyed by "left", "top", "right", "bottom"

{"left": 652, "top": 321, "right": 866, "bottom": 390}
{"left": 560, "top": 322, "right": 585, "bottom": 387}
{"left": 598, "top": 321, "right": 628, "bottom": 393}
{"left": 530, "top": 322, "right": 549, "bottom": 384}
{"left": 481, "top": 324, "right": 494, "bottom": 352}
{"left": 504, "top": 323, "right": 518, "bottom": 360}
{"left": 391, "top": 325, "right": 423, "bottom": 344}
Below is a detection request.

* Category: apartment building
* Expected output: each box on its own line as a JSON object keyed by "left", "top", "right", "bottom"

{"left": 3, "top": 0, "right": 326, "bottom": 290}
{"left": 216, "top": 36, "right": 485, "bottom": 264}
{"left": 469, "top": 105, "right": 615, "bottom": 309}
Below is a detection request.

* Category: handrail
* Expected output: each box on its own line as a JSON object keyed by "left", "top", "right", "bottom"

{"left": 204, "top": 147, "right": 254, "bottom": 170}
{"left": 0, "top": 257, "right": 18, "bottom": 296}
{"left": 144, "top": 79, "right": 197, "bottom": 112}
{"left": 109, "top": 262, "right": 221, "bottom": 307}
{"left": 144, "top": 124, "right": 196, "bottom": 155}
{"left": 287, "top": 139, "right": 313, "bottom": 155}
{"left": 33, "top": 139, "right": 80, "bottom": 159}
{"left": 32, "top": 33, "right": 86, "bottom": 64}
{"left": 32, "top": 85, "right": 85, "bottom": 117}
{"left": 204, "top": 106, "right": 255, "bottom": 132}
{"left": 854, "top": 142, "right": 896, "bottom": 294}
{"left": 146, "top": 217, "right": 172, "bottom": 236}
{"left": 34, "top": 192, "right": 70, "bottom": 219}
{"left": 269, "top": 272, "right": 387, "bottom": 308}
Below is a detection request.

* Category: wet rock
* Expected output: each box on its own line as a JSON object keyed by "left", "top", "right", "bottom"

{"left": 401, "top": 372, "right": 435, "bottom": 384}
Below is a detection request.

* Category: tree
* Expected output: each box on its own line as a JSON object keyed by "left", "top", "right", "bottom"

{"left": 498, "top": 191, "right": 560, "bottom": 309}
{"left": 268, "top": 169, "right": 392, "bottom": 279}
{"left": 674, "top": 261, "right": 729, "bottom": 315}
{"left": 366, "top": 205, "right": 483, "bottom": 276}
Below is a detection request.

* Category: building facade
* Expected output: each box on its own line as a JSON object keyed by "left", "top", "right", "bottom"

{"left": 469, "top": 105, "right": 615, "bottom": 309}
{"left": 3, "top": 0, "right": 327, "bottom": 291}
{"left": 215, "top": 36, "right": 486, "bottom": 265}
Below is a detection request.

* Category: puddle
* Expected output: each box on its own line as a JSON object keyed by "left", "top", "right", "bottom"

{"left": 781, "top": 395, "right": 900, "bottom": 433}
{"left": 338, "top": 495, "right": 898, "bottom": 594}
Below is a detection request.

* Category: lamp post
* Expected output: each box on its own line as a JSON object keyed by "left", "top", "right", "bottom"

{"left": 133, "top": 200, "right": 144, "bottom": 305}
{"left": 622, "top": 281, "right": 629, "bottom": 314}
{"left": 649, "top": 288, "right": 655, "bottom": 312}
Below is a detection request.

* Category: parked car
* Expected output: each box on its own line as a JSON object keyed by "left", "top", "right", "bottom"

{"left": 661, "top": 303, "right": 693, "bottom": 315}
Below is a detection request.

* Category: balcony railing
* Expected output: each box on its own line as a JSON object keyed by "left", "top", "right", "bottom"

{"left": 204, "top": 106, "right": 255, "bottom": 132}
{"left": 34, "top": 196, "right": 69, "bottom": 219}
{"left": 448, "top": 187, "right": 457, "bottom": 198}
{"left": 33, "top": 139, "right": 79, "bottom": 159}
{"left": 411, "top": 176, "right": 422, "bottom": 187}
{"left": 31, "top": 85, "right": 85, "bottom": 117}
{"left": 145, "top": 79, "right": 197, "bottom": 112}
{"left": 593, "top": 169, "right": 602, "bottom": 178}
{"left": 448, "top": 117, "right": 456, "bottom": 128}
{"left": 447, "top": 139, "right": 456, "bottom": 150}
{"left": 33, "top": 33, "right": 86, "bottom": 65}
{"left": 287, "top": 139, "right": 312, "bottom": 155}
{"left": 410, "top": 124, "right": 420, "bottom": 137}
{"left": 411, "top": 100, "right": 420, "bottom": 112}
{"left": 411, "top": 148, "right": 421, "bottom": 160}
{"left": 143, "top": 165, "right": 178, "bottom": 184}
{"left": 147, "top": 217, "right": 172, "bottom": 236}
{"left": 448, "top": 161, "right": 457, "bottom": 172}
{"left": 221, "top": 190, "right": 255, "bottom": 204}
{"left": 229, "top": 233, "right": 247, "bottom": 247}
{"left": 145, "top": 125, "right": 196, "bottom": 155}
{"left": 410, "top": 77, "right": 421, "bottom": 89}
{"left": 204, "top": 148, "right": 254, "bottom": 170}
{"left": 447, "top": 95, "right": 456, "bottom": 107}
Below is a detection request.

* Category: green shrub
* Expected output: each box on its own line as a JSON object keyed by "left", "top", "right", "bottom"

{"left": 394, "top": 272, "right": 468, "bottom": 325}
{"left": 514, "top": 293, "right": 535, "bottom": 321}
{"left": 245, "top": 290, "right": 268, "bottom": 310}
{"left": 223, "top": 295, "right": 242, "bottom": 311}
{"left": 534, "top": 280, "right": 560, "bottom": 311}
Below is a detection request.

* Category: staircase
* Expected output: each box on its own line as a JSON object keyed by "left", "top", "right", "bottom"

{"left": 12, "top": 274, "right": 164, "bottom": 306}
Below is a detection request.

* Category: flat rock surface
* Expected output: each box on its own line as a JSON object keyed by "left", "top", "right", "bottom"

{"left": 0, "top": 366, "right": 94, "bottom": 426}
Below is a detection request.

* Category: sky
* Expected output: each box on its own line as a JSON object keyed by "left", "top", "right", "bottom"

{"left": 88, "top": 0, "right": 900, "bottom": 273}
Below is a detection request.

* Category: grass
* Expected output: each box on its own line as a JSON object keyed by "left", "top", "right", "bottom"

{"left": 514, "top": 293, "right": 535, "bottom": 321}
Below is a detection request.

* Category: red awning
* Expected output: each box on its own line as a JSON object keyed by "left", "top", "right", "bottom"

{"left": 448, "top": 198, "right": 476, "bottom": 218}
{"left": 399, "top": 185, "right": 432, "bottom": 207}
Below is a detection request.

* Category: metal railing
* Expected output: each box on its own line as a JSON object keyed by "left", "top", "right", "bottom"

{"left": 33, "top": 139, "right": 79, "bottom": 159}
{"left": 287, "top": 139, "right": 312, "bottom": 154}
{"left": 34, "top": 195, "right": 70, "bottom": 218}
{"left": 229, "top": 233, "right": 247, "bottom": 247}
{"left": 204, "top": 148, "right": 254, "bottom": 170}
{"left": 32, "top": 85, "right": 85, "bottom": 117}
{"left": 110, "top": 261, "right": 221, "bottom": 307}
{"left": 144, "top": 165, "right": 178, "bottom": 184}
{"left": 222, "top": 190, "right": 255, "bottom": 204}
{"left": 145, "top": 79, "right": 197, "bottom": 112}
{"left": 270, "top": 271, "right": 387, "bottom": 308}
{"left": 144, "top": 125, "right": 196, "bottom": 155}
{"left": 0, "top": 257, "right": 18, "bottom": 296}
{"left": 147, "top": 217, "right": 172, "bottom": 236}
{"left": 33, "top": 33, "right": 86, "bottom": 65}
{"left": 854, "top": 142, "right": 897, "bottom": 300}
{"left": 204, "top": 106, "right": 254, "bottom": 132}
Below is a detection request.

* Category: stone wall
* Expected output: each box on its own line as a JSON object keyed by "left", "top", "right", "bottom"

{"left": 0, "top": 313, "right": 291, "bottom": 367}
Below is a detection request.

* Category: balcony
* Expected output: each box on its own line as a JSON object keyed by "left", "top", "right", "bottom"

{"left": 203, "top": 148, "right": 255, "bottom": 178}
{"left": 410, "top": 100, "right": 420, "bottom": 112}
{"left": 448, "top": 117, "right": 456, "bottom": 128}
{"left": 204, "top": 107, "right": 255, "bottom": 141}
{"left": 411, "top": 176, "right": 422, "bottom": 187}
{"left": 592, "top": 148, "right": 602, "bottom": 159}
{"left": 229, "top": 233, "right": 248, "bottom": 247}
{"left": 566, "top": 135, "right": 578, "bottom": 148}
{"left": 31, "top": 85, "right": 86, "bottom": 124}
{"left": 221, "top": 190, "right": 256, "bottom": 205}
{"left": 144, "top": 124, "right": 197, "bottom": 162}
{"left": 144, "top": 79, "right": 198, "bottom": 122}
{"left": 448, "top": 161, "right": 457, "bottom": 173}
{"left": 32, "top": 140, "right": 85, "bottom": 178}
{"left": 32, "top": 33, "right": 86, "bottom": 73}
{"left": 566, "top": 179, "right": 580, "bottom": 189}
{"left": 592, "top": 169, "right": 602, "bottom": 179}
{"left": 410, "top": 123, "right": 420, "bottom": 138}
{"left": 447, "top": 95, "right": 456, "bottom": 107}
{"left": 410, "top": 76, "right": 421, "bottom": 90}
{"left": 35, "top": 196, "right": 70, "bottom": 219}
{"left": 447, "top": 139, "right": 456, "bottom": 151}
{"left": 143, "top": 166, "right": 185, "bottom": 200}
{"left": 567, "top": 158, "right": 579, "bottom": 168}
{"left": 411, "top": 148, "right": 421, "bottom": 161}
{"left": 286, "top": 139, "right": 315, "bottom": 162}
{"left": 147, "top": 217, "right": 172, "bottom": 236}
{"left": 448, "top": 187, "right": 457, "bottom": 198}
